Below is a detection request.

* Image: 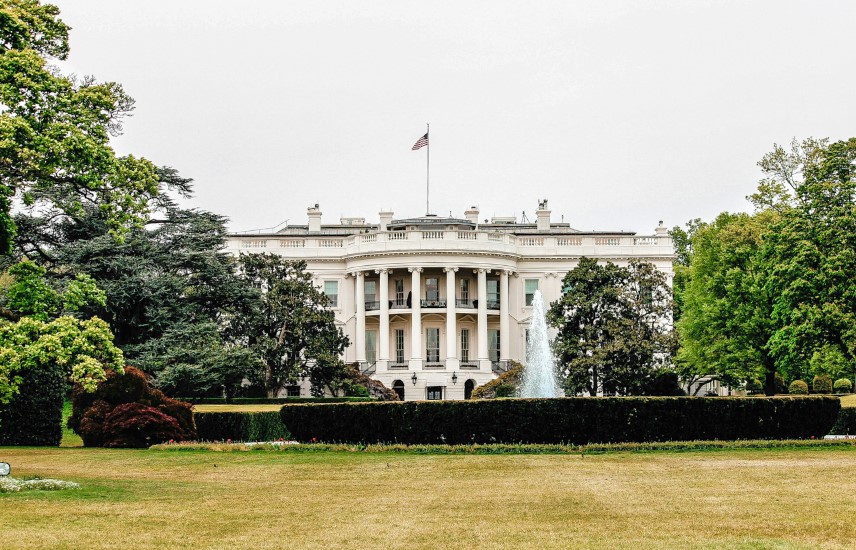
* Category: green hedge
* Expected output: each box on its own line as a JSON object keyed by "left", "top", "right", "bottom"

{"left": 194, "top": 412, "right": 289, "bottom": 442}
{"left": 829, "top": 408, "right": 856, "bottom": 435}
{"left": 279, "top": 396, "right": 841, "bottom": 445}
{"left": 183, "top": 397, "right": 373, "bottom": 405}
{"left": 0, "top": 364, "right": 66, "bottom": 446}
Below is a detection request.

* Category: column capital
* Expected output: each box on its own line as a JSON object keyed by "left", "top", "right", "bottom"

{"left": 375, "top": 268, "right": 391, "bottom": 275}
{"left": 355, "top": 271, "right": 365, "bottom": 279}
{"left": 408, "top": 267, "right": 423, "bottom": 273}
{"left": 443, "top": 267, "right": 459, "bottom": 273}
{"left": 500, "top": 269, "right": 516, "bottom": 277}
{"left": 473, "top": 268, "right": 491, "bottom": 275}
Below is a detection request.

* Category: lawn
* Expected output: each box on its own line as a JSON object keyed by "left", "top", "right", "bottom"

{"left": 1, "top": 446, "right": 855, "bottom": 549}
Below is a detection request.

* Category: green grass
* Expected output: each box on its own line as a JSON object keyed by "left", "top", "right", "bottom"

{"left": 60, "top": 401, "right": 82, "bottom": 448}
{"left": 1, "top": 446, "right": 856, "bottom": 549}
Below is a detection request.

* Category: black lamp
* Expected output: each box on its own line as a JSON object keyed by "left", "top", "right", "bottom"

{"left": 411, "top": 372, "right": 418, "bottom": 385}
{"left": 451, "top": 371, "right": 458, "bottom": 384}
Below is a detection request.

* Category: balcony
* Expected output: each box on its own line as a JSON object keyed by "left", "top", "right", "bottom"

{"left": 420, "top": 298, "right": 447, "bottom": 308}
{"left": 364, "top": 301, "right": 380, "bottom": 311}
{"left": 459, "top": 361, "right": 479, "bottom": 370}
{"left": 423, "top": 359, "right": 445, "bottom": 369}
{"left": 456, "top": 299, "right": 475, "bottom": 308}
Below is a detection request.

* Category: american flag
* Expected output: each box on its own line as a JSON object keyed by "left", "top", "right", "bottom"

{"left": 411, "top": 133, "right": 429, "bottom": 150}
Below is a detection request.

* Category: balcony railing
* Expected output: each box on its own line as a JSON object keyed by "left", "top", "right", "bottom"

{"left": 365, "top": 301, "right": 380, "bottom": 311}
{"left": 460, "top": 361, "right": 479, "bottom": 369}
{"left": 421, "top": 299, "right": 447, "bottom": 308}
{"left": 424, "top": 359, "right": 445, "bottom": 369}
{"left": 358, "top": 361, "right": 377, "bottom": 375}
{"left": 456, "top": 299, "right": 475, "bottom": 308}
{"left": 487, "top": 300, "right": 500, "bottom": 310}
{"left": 491, "top": 360, "right": 509, "bottom": 373}
{"left": 389, "top": 362, "right": 409, "bottom": 370}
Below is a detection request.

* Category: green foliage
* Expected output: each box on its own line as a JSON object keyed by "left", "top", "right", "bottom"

{"left": 1, "top": 260, "right": 105, "bottom": 321}
{"left": 760, "top": 138, "right": 856, "bottom": 380}
{"left": 676, "top": 211, "right": 778, "bottom": 394}
{"left": 812, "top": 374, "right": 833, "bottom": 395}
{"left": 809, "top": 344, "right": 854, "bottom": 382}
{"left": 470, "top": 361, "right": 523, "bottom": 399}
{"left": 230, "top": 254, "right": 350, "bottom": 397}
{"left": 0, "top": 0, "right": 161, "bottom": 255}
{"left": 0, "top": 344, "right": 65, "bottom": 445}
{"left": 642, "top": 371, "right": 687, "bottom": 396}
{"left": 788, "top": 380, "right": 808, "bottom": 395}
{"left": 69, "top": 366, "right": 196, "bottom": 447}
{"left": 829, "top": 408, "right": 856, "bottom": 435}
{"left": 833, "top": 378, "right": 852, "bottom": 394}
{"left": 280, "top": 396, "right": 840, "bottom": 445}
{"left": 194, "top": 411, "right": 289, "bottom": 442}
{"left": 549, "top": 258, "right": 674, "bottom": 396}
{"left": 746, "top": 379, "right": 763, "bottom": 395}
{"left": 668, "top": 218, "right": 703, "bottom": 323}
{"left": 185, "top": 397, "right": 373, "bottom": 405}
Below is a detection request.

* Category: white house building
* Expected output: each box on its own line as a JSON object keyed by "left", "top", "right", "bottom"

{"left": 226, "top": 200, "right": 674, "bottom": 401}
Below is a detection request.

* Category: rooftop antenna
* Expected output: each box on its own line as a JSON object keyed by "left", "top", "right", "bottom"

{"left": 521, "top": 211, "right": 530, "bottom": 223}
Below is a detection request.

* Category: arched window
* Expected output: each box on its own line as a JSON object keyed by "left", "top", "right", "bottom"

{"left": 464, "top": 379, "right": 476, "bottom": 400}
{"left": 392, "top": 380, "right": 405, "bottom": 401}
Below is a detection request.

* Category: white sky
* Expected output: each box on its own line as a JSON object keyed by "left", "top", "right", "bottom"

{"left": 50, "top": 0, "right": 855, "bottom": 234}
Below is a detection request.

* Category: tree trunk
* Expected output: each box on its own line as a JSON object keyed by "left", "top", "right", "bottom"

{"left": 764, "top": 368, "right": 776, "bottom": 396}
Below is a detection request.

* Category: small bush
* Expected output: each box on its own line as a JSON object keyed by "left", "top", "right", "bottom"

{"left": 471, "top": 361, "right": 523, "bottom": 399}
{"left": 745, "top": 379, "right": 763, "bottom": 395}
{"left": 70, "top": 367, "right": 196, "bottom": 448}
{"left": 194, "top": 412, "right": 289, "bottom": 442}
{"left": 829, "top": 408, "right": 856, "bottom": 435}
{"left": 833, "top": 378, "right": 853, "bottom": 394}
{"left": 813, "top": 374, "right": 833, "bottom": 394}
{"left": 0, "top": 358, "right": 66, "bottom": 446}
{"left": 789, "top": 380, "right": 809, "bottom": 395}
{"left": 643, "top": 372, "right": 687, "bottom": 396}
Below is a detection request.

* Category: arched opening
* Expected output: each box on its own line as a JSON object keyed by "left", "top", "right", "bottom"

{"left": 464, "top": 379, "right": 476, "bottom": 400}
{"left": 392, "top": 379, "right": 405, "bottom": 401}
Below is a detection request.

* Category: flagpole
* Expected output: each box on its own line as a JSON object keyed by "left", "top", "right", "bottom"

{"left": 426, "top": 122, "right": 430, "bottom": 215}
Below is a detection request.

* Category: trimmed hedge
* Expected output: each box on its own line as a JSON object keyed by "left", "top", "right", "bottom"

{"left": 182, "top": 397, "right": 373, "bottom": 405}
{"left": 789, "top": 380, "right": 809, "bottom": 395}
{"left": 833, "top": 378, "right": 853, "bottom": 394}
{"left": 829, "top": 408, "right": 856, "bottom": 435}
{"left": 194, "top": 412, "right": 289, "bottom": 442}
{"left": 0, "top": 362, "right": 66, "bottom": 446}
{"left": 279, "top": 396, "right": 841, "bottom": 445}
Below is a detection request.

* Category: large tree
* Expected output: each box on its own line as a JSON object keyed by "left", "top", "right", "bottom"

{"left": 760, "top": 138, "right": 856, "bottom": 379}
{"left": 230, "top": 254, "right": 349, "bottom": 397}
{"left": 0, "top": 0, "right": 160, "bottom": 255}
{"left": 548, "top": 257, "right": 674, "bottom": 396}
{"left": 675, "top": 211, "right": 778, "bottom": 393}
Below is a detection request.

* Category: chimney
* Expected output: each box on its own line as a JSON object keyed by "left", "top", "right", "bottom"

{"left": 464, "top": 206, "right": 479, "bottom": 224}
{"left": 536, "top": 199, "right": 551, "bottom": 231}
{"left": 379, "top": 210, "right": 394, "bottom": 231}
{"left": 655, "top": 220, "right": 668, "bottom": 236}
{"left": 307, "top": 204, "right": 322, "bottom": 232}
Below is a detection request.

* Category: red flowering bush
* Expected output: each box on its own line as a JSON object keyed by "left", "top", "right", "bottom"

{"left": 69, "top": 367, "right": 196, "bottom": 448}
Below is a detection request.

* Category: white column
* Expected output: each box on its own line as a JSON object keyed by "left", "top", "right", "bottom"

{"left": 355, "top": 271, "right": 365, "bottom": 363}
{"left": 409, "top": 267, "right": 422, "bottom": 368}
{"left": 476, "top": 268, "right": 488, "bottom": 367}
{"left": 445, "top": 267, "right": 458, "bottom": 369}
{"left": 500, "top": 269, "right": 510, "bottom": 361}
{"left": 378, "top": 269, "right": 390, "bottom": 366}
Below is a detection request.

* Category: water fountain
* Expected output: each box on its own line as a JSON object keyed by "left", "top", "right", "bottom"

{"left": 519, "top": 289, "right": 562, "bottom": 398}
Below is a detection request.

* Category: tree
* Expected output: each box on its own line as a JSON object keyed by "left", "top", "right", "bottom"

{"left": 230, "top": 254, "right": 349, "bottom": 397}
{"left": 548, "top": 257, "right": 674, "bottom": 396}
{"left": 675, "top": 212, "right": 778, "bottom": 393}
{"left": 0, "top": 259, "right": 104, "bottom": 321}
{"left": 0, "top": 0, "right": 161, "bottom": 255}
{"left": 760, "top": 138, "right": 856, "bottom": 378}
{"left": 668, "top": 218, "right": 703, "bottom": 323}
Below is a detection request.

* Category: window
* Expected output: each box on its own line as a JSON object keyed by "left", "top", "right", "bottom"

{"left": 460, "top": 279, "right": 469, "bottom": 303}
{"left": 426, "top": 328, "right": 440, "bottom": 362}
{"left": 487, "top": 279, "right": 500, "bottom": 308}
{"left": 395, "top": 279, "right": 405, "bottom": 306}
{"left": 364, "top": 280, "right": 377, "bottom": 307}
{"left": 365, "top": 330, "right": 377, "bottom": 364}
{"left": 460, "top": 329, "right": 470, "bottom": 363}
{"left": 395, "top": 329, "right": 405, "bottom": 364}
{"left": 426, "top": 386, "right": 443, "bottom": 400}
{"left": 525, "top": 279, "right": 539, "bottom": 306}
{"left": 426, "top": 277, "right": 439, "bottom": 301}
{"left": 323, "top": 280, "right": 338, "bottom": 307}
{"left": 286, "top": 385, "right": 300, "bottom": 397}
{"left": 488, "top": 329, "right": 500, "bottom": 362}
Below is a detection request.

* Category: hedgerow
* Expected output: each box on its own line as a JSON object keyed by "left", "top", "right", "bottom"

{"left": 194, "top": 411, "right": 288, "bottom": 442}
{"left": 279, "top": 396, "right": 840, "bottom": 444}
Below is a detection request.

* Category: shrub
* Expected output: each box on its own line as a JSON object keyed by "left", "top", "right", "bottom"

{"left": 775, "top": 373, "right": 788, "bottom": 395}
{"left": 789, "top": 380, "right": 808, "bottom": 395}
{"left": 194, "top": 412, "right": 288, "bottom": 442}
{"left": 178, "top": 397, "right": 374, "bottom": 405}
{"left": 70, "top": 367, "right": 196, "bottom": 448}
{"left": 471, "top": 361, "right": 523, "bottom": 399}
{"left": 279, "top": 396, "right": 840, "bottom": 445}
{"left": 829, "top": 408, "right": 856, "bottom": 435}
{"left": 102, "top": 403, "right": 184, "bottom": 448}
{"left": 833, "top": 378, "right": 852, "bottom": 394}
{"left": 745, "top": 379, "right": 763, "bottom": 395}
{"left": 0, "top": 355, "right": 65, "bottom": 446}
{"left": 643, "top": 372, "right": 686, "bottom": 396}
{"left": 813, "top": 374, "right": 833, "bottom": 395}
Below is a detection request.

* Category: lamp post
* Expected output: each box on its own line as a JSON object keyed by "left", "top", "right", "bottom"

{"left": 411, "top": 372, "right": 418, "bottom": 385}
{"left": 451, "top": 372, "right": 458, "bottom": 385}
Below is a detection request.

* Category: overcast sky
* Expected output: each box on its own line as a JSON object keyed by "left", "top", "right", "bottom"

{"left": 51, "top": 0, "right": 855, "bottom": 234}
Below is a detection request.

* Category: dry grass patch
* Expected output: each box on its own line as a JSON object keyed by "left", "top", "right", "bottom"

{"left": 839, "top": 394, "right": 856, "bottom": 408}
{"left": 1, "top": 446, "right": 855, "bottom": 549}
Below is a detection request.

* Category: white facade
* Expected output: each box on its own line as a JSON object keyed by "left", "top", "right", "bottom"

{"left": 227, "top": 201, "right": 674, "bottom": 401}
